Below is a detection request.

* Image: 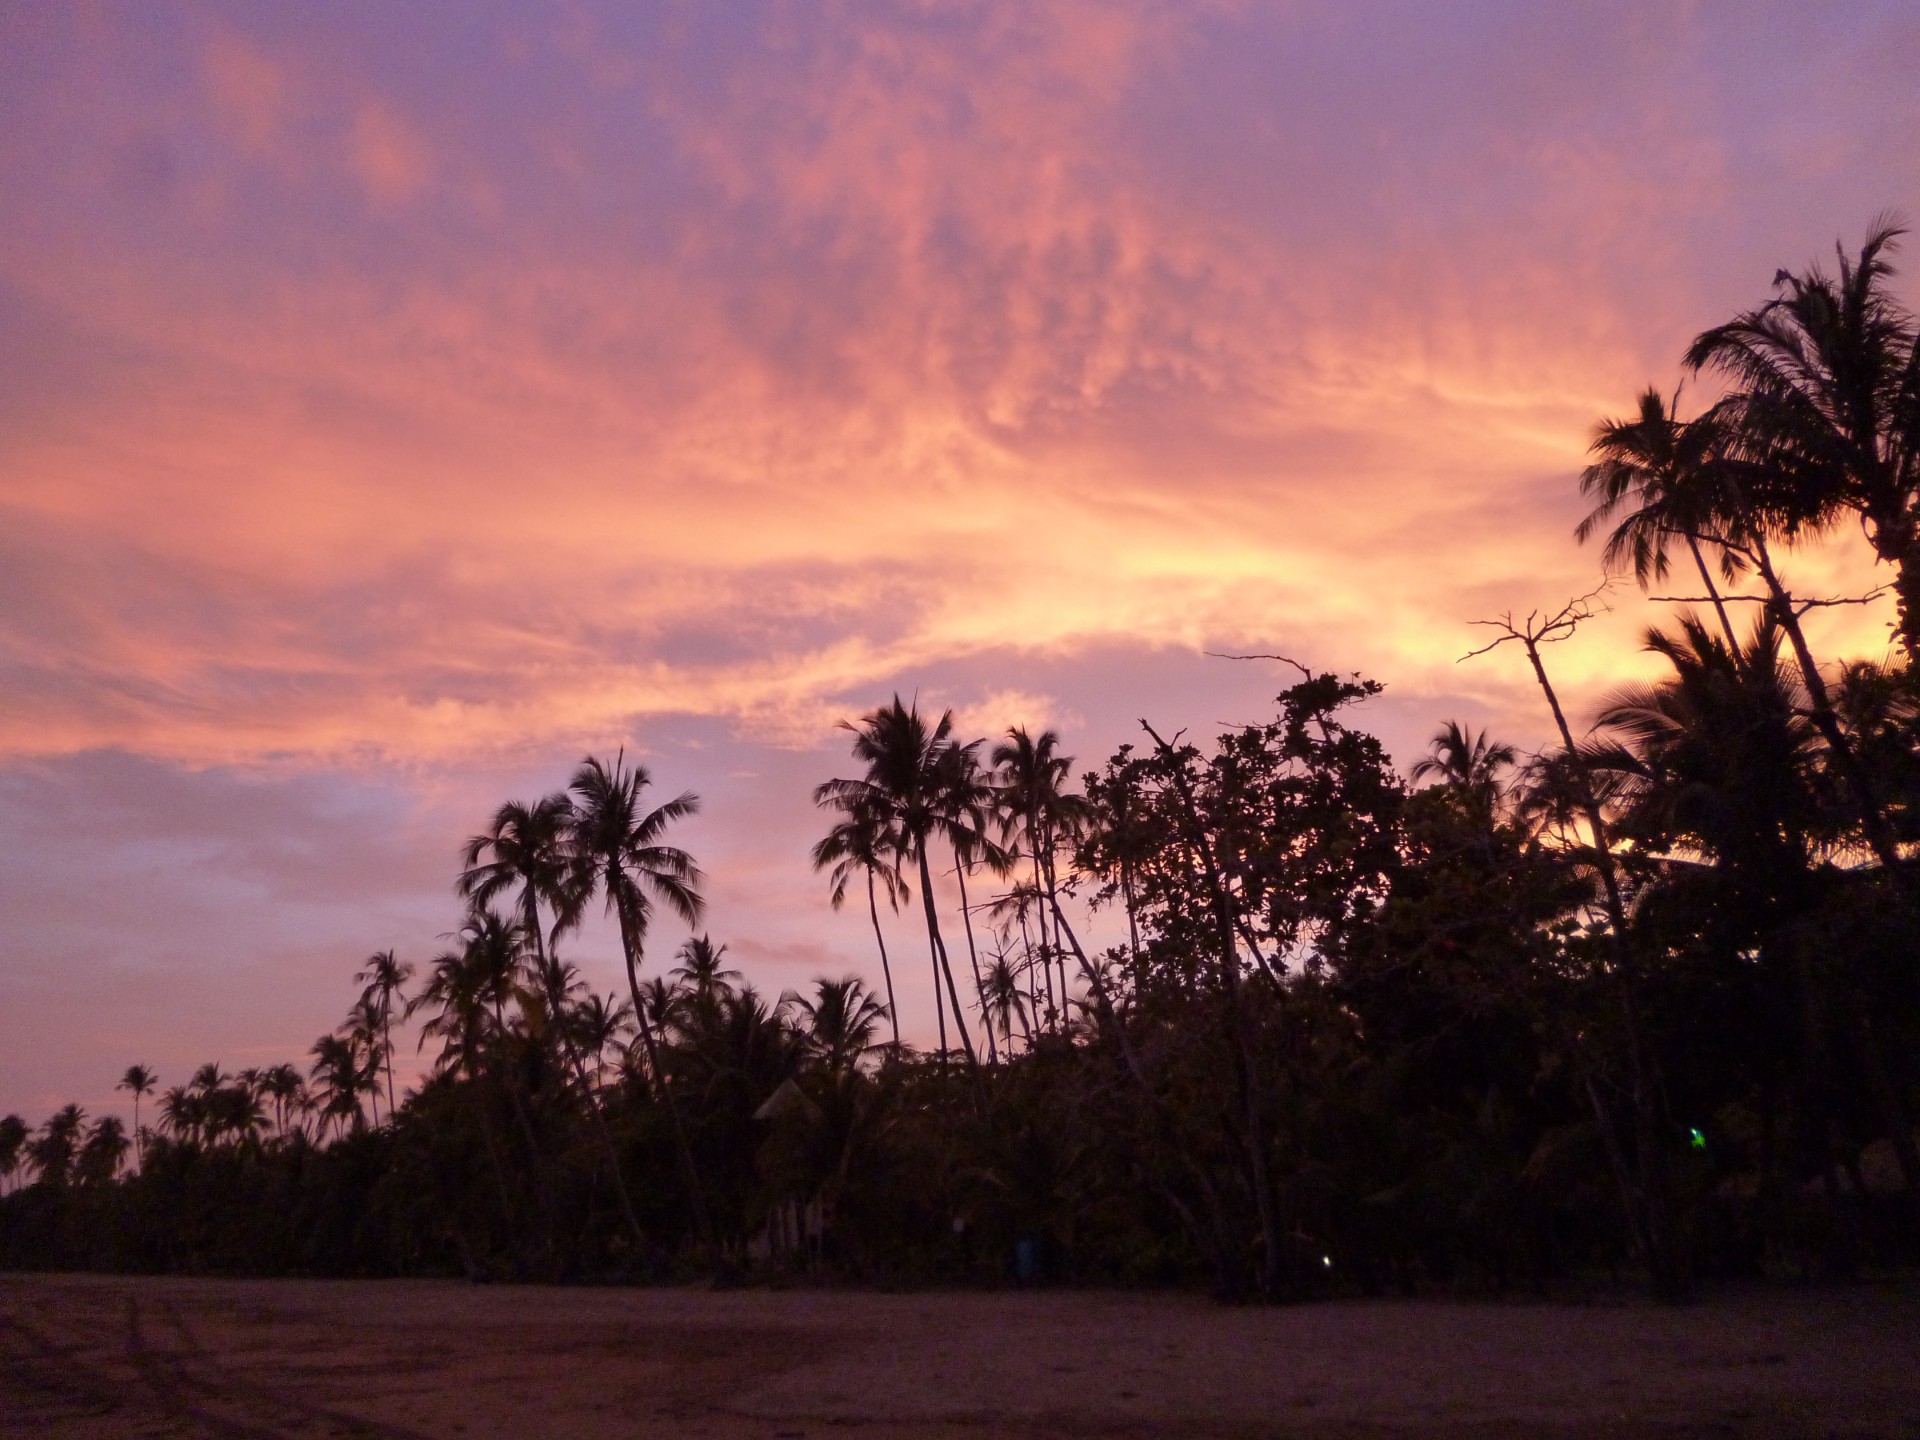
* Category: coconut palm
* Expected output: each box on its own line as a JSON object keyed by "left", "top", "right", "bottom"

{"left": 816, "top": 698, "right": 980, "bottom": 1069}
{"left": 1412, "top": 721, "right": 1519, "bottom": 833}
{"left": 811, "top": 790, "right": 909, "bottom": 1050}
{"left": 940, "top": 742, "right": 1014, "bottom": 1062}
{"left": 0, "top": 1114, "right": 26, "bottom": 1195}
{"left": 979, "top": 948, "right": 1033, "bottom": 1053}
{"left": 354, "top": 950, "right": 413, "bottom": 1120}
{"left": 1577, "top": 389, "right": 1745, "bottom": 652}
{"left": 567, "top": 750, "right": 710, "bottom": 1236}
{"left": 309, "top": 1032, "right": 374, "bottom": 1138}
{"left": 28, "top": 1104, "right": 85, "bottom": 1186}
{"left": 1686, "top": 220, "right": 1920, "bottom": 657}
{"left": 991, "top": 727, "right": 1093, "bottom": 1032}
{"left": 117, "top": 1063, "right": 157, "bottom": 1167}
{"left": 791, "top": 976, "right": 890, "bottom": 1078}
{"left": 76, "top": 1116, "right": 129, "bottom": 1185}
{"left": 671, "top": 934, "right": 742, "bottom": 1001}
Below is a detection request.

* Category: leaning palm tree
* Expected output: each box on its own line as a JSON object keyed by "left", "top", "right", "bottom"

{"left": 811, "top": 790, "right": 910, "bottom": 1050}
{"left": 1686, "top": 219, "right": 1920, "bottom": 658}
{"left": 353, "top": 950, "right": 413, "bottom": 1120}
{"left": 117, "top": 1063, "right": 157, "bottom": 1168}
{"left": 816, "top": 699, "right": 980, "bottom": 1069}
{"left": 566, "top": 751, "right": 710, "bottom": 1237}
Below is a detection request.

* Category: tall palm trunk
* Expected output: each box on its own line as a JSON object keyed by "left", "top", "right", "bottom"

{"left": 916, "top": 845, "right": 978, "bottom": 1069}
{"left": 953, "top": 859, "right": 997, "bottom": 1064}
{"left": 524, "top": 892, "right": 648, "bottom": 1254}
{"left": 865, "top": 868, "right": 901, "bottom": 1051}
{"left": 1027, "top": 831, "right": 1057, "bottom": 1029}
{"left": 613, "top": 891, "right": 712, "bottom": 1244}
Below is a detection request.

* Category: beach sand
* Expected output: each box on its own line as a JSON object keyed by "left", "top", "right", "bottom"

{"left": 3, "top": 1272, "right": 1916, "bottom": 1438}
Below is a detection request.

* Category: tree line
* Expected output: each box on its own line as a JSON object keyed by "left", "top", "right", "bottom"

{"left": 4, "top": 221, "right": 1919, "bottom": 1299}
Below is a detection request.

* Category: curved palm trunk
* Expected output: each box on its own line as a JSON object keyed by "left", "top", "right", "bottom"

{"left": 866, "top": 869, "right": 902, "bottom": 1050}
{"left": 953, "top": 860, "right": 997, "bottom": 1064}
{"left": 916, "top": 846, "right": 978, "bottom": 1070}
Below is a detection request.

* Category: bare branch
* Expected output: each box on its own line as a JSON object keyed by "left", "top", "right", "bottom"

{"left": 1204, "top": 651, "right": 1314, "bottom": 683}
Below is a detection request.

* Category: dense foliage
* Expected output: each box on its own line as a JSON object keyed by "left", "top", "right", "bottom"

{"left": 6, "top": 224, "right": 1920, "bottom": 1299}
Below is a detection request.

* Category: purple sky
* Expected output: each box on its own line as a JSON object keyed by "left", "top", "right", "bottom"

{"left": 3, "top": 2, "right": 1918, "bottom": 1124}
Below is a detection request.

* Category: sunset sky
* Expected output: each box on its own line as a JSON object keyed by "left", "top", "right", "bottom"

{"left": 4, "top": 3, "right": 1918, "bottom": 1124}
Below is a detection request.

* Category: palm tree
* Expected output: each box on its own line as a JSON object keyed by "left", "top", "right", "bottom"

{"left": 310, "top": 1033, "right": 373, "bottom": 1138}
{"left": 1577, "top": 388, "right": 1745, "bottom": 652}
{"left": 77, "top": 1116, "right": 130, "bottom": 1185}
{"left": 811, "top": 791, "right": 909, "bottom": 1050}
{"left": 342, "top": 994, "right": 386, "bottom": 1125}
{"left": 117, "top": 1063, "right": 157, "bottom": 1168}
{"left": 354, "top": 950, "right": 413, "bottom": 1120}
{"left": 940, "top": 742, "right": 1013, "bottom": 1062}
{"left": 816, "top": 699, "right": 980, "bottom": 1069}
{"left": 1685, "top": 220, "right": 1920, "bottom": 658}
{"left": 991, "top": 727, "right": 1092, "bottom": 1032}
{"left": 567, "top": 751, "right": 710, "bottom": 1238}
{"left": 0, "top": 1115, "right": 26, "bottom": 1195}
{"left": 260, "top": 1063, "right": 305, "bottom": 1140}
{"left": 979, "top": 948, "right": 1033, "bottom": 1053}
{"left": 1412, "top": 721, "right": 1518, "bottom": 833}
{"left": 29, "top": 1104, "right": 85, "bottom": 1186}
{"left": 792, "top": 976, "right": 890, "bottom": 1078}
{"left": 671, "top": 934, "right": 742, "bottom": 1001}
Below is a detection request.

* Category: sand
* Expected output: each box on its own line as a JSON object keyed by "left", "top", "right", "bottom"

{"left": 2, "top": 1273, "right": 1916, "bottom": 1438}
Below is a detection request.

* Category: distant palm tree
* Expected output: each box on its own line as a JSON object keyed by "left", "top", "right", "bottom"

{"left": 671, "top": 934, "right": 742, "bottom": 1001}
{"left": 817, "top": 699, "right": 980, "bottom": 1069}
{"left": 811, "top": 791, "right": 909, "bottom": 1050}
{"left": 260, "top": 1063, "right": 305, "bottom": 1140}
{"left": 0, "top": 1114, "right": 26, "bottom": 1195}
{"left": 354, "top": 950, "right": 414, "bottom": 1120}
{"left": 342, "top": 994, "right": 387, "bottom": 1125}
{"left": 1412, "top": 721, "right": 1518, "bottom": 832}
{"left": 992, "top": 727, "right": 1092, "bottom": 1032}
{"left": 117, "top": 1063, "right": 157, "bottom": 1167}
{"left": 77, "top": 1116, "right": 129, "bottom": 1185}
{"left": 979, "top": 949, "right": 1033, "bottom": 1053}
{"left": 792, "top": 976, "right": 890, "bottom": 1078}
{"left": 309, "top": 1033, "right": 373, "bottom": 1138}
{"left": 29, "top": 1104, "right": 85, "bottom": 1186}
{"left": 940, "top": 743, "right": 1012, "bottom": 1062}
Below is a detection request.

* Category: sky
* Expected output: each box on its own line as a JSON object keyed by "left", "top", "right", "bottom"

{"left": 4, "top": 1, "right": 1919, "bottom": 1125}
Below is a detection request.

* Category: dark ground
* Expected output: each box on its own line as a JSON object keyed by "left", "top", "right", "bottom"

{"left": 3, "top": 1273, "right": 1917, "bottom": 1439}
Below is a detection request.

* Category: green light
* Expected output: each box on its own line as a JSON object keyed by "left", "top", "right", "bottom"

{"left": 1689, "top": 1127, "right": 1707, "bottom": 1150}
